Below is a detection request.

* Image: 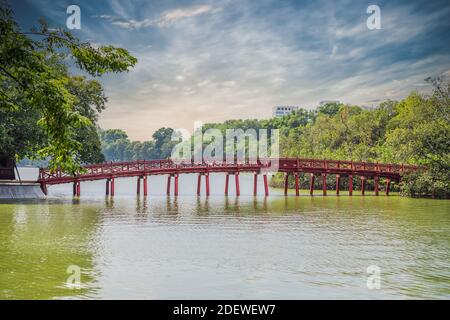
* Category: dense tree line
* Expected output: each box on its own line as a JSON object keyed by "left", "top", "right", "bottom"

{"left": 100, "top": 78, "right": 448, "bottom": 197}
{"left": 100, "top": 127, "right": 177, "bottom": 162}
{"left": 184, "top": 79, "right": 449, "bottom": 197}
{"left": 288, "top": 79, "right": 448, "bottom": 197}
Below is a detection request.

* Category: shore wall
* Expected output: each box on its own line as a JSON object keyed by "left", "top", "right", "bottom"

{"left": 0, "top": 183, "right": 45, "bottom": 199}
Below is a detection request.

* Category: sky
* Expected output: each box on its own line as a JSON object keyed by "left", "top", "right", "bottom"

{"left": 9, "top": 0, "right": 450, "bottom": 140}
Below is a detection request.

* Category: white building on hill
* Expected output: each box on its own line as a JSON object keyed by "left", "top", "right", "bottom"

{"left": 273, "top": 106, "right": 299, "bottom": 117}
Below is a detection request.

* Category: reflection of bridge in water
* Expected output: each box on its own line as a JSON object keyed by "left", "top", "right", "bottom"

{"left": 38, "top": 158, "right": 425, "bottom": 197}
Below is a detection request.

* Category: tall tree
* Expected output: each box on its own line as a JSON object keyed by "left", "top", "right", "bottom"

{"left": 0, "top": 5, "right": 136, "bottom": 173}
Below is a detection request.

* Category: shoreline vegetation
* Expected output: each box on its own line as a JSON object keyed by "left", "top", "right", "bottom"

{"left": 95, "top": 86, "right": 449, "bottom": 198}
{"left": 1, "top": 5, "right": 449, "bottom": 199}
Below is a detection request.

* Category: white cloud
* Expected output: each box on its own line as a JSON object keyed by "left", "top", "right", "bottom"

{"left": 157, "top": 5, "right": 214, "bottom": 27}
{"left": 99, "top": 4, "right": 214, "bottom": 30}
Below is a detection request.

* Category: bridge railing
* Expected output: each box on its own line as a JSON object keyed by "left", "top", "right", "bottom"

{"left": 38, "top": 158, "right": 426, "bottom": 182}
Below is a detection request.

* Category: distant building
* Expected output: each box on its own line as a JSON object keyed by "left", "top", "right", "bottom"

{"left": 273, "top": 106, "right": 299, "bottom": 117}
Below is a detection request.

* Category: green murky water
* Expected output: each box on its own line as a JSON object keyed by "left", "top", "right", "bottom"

{"left": 0, "top": 173, "right": 449, "bottom": 299}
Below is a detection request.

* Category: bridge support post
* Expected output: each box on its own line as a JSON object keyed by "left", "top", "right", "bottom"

{"left": 205, "top": 174, "right": 210, "bottom": 196}
{"left": 336, "top": 175, "right": 340, "bottom": 195}
{"left": 110, "top": 178, "right": 115, "bottom": 196}
{"left": 137, "top": 176, "right": 141, "bottom": 195}
{"left": 106, "top": 179, "right": 110, "bottom": 196}
{"left": 40, "top": 182, "right": 48, "bottom": 196}
{"left": 174, "top": 175, "right": 179, "bottom": 196}
{"left": 73, "top": 182, "right": 77, "bottom": 196}
{"left": 322, "top": 174, "right": 327, "bottom": 196}
{"left": 385, "top": 178, "right": 390, "bottom": 196}
{"left": 253, "top": 173, "right": 258, "bottom": 196}
{"left": 309, "top": 174, "right": 315, "bottom": 196}
{"left": 263, "top": 174, "right": 269, "bottom": 196}
{"left": 348, "top": 175, "right": 353, "bottom": 196}
{"left": 76, "top": 181, "right": 80, "bottom": 197}
{"left": 143, "top": 175, "right": 147, "bottom": 196}
{"left": 166, "top": 175, "right": 171, "bottom": 196}
{"left": 361, "top": 176, "right": 365, "bottom": 195}
{"left": 197, "top": 174, "right": 201, "bottom": 196}
{"left": 235, "top": 174, "right": 240, "bottom": 196}
{"left": 374, "top": 176, "right": 379, "bottom": 196}
{"left": 295, "top": 173, "right": 299, "bottom": 196}
{"left": 284, "top": 173, "right": 289, "bottom": 196}
{"left": 225, "top": 174, "right": 229, "bottom": 196}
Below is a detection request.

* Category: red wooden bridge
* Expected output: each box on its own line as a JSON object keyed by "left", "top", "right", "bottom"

{"left": 38, "top": 158, "right": 424, "bottom": 197}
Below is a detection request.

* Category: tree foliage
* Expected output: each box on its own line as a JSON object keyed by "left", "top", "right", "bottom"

{"left": 0, "top": 5, "right": 136, "bottom": 173}
{"left": 384, "top": 78, "right": 449, "bottom": 197}
{"left": 100, "top": 128, "right": 176, "bottom": 162}
{"left": 181, "top": 82, "right": 449, "bottom": 197}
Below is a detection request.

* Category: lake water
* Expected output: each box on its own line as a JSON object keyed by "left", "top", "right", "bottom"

{"left": 0, "top": 168, "right": 449, "bottom": 299}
